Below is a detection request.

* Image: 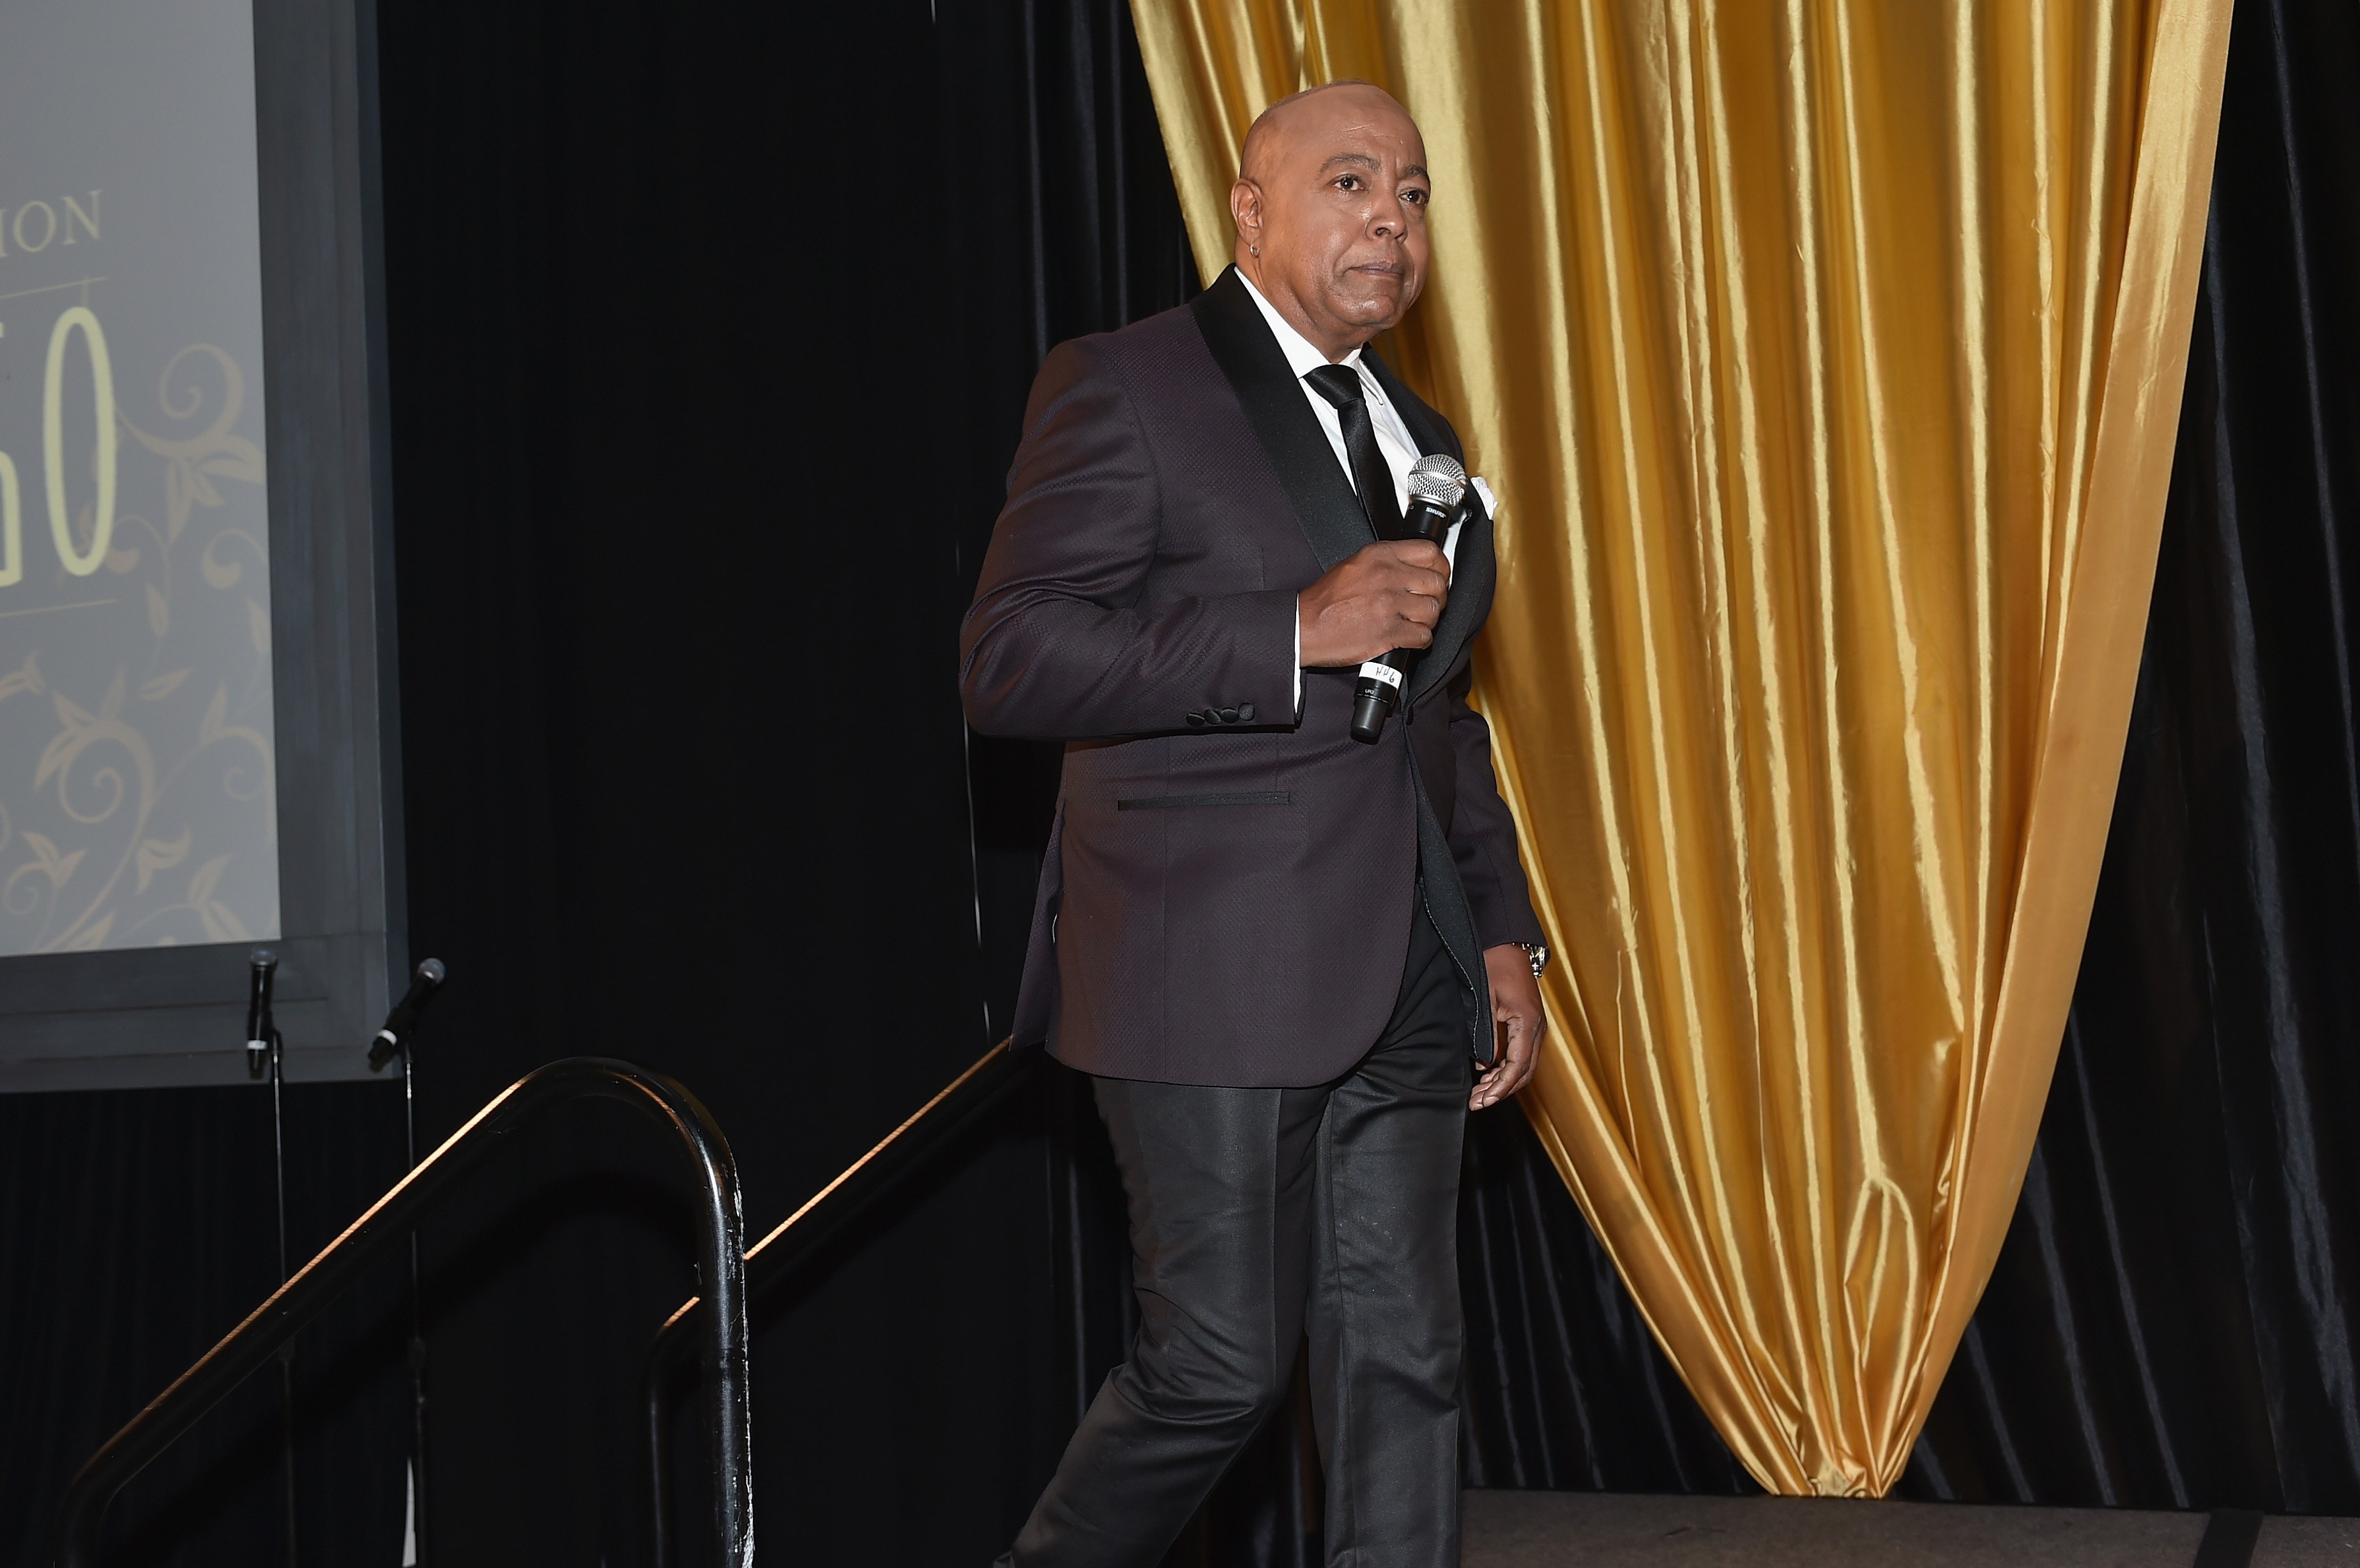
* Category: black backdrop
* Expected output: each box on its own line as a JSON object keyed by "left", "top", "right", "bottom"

{"left": 3, "top": 0, "right": 2359, "bottom": 1563}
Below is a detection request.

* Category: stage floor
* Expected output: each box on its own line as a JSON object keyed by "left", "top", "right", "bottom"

{"left": 1462, "top": 1490, "right": 2360, "bottom": 1567}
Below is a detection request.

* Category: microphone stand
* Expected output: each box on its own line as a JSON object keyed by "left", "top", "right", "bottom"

{"left": 400, "top": 1036, "right": 428, "bottom": 1567}
{"left": 370, "top": 957, "right": 446, "bottom": 1567}
{"left": 271, "top": 1024, "right": 300, "bottom": 1567}
{"left": 247, "top": 954, "right": 300, "bottom": 1568}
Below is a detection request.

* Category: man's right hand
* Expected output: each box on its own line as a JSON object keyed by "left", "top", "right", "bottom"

{"left": 1297, "top": 539, "right": 1449, "bottom": 668}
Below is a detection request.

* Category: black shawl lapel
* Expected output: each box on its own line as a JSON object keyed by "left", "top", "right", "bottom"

{"left": 1193, "top": 269, "right": 1494, "bottom": 705}
{"left": 1190, "top": 266, "right": 1375, "bottom": 573}
{"left": 1365, "top": 349, "right": 1494, "bottom": 703}
{"left": 1415, "top": 493, "right": 1495, "bottom": 702}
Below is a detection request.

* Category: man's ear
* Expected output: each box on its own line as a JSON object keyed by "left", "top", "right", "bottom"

{"left": 1230, "top": 177, "right": 1264, "bottom": 252}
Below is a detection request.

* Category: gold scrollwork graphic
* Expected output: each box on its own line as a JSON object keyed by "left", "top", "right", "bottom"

{"left": 0, "top": 319, "right": 275, "bottom": 953}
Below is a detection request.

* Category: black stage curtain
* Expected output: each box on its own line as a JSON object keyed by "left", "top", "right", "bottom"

{"left": 0, "top": 1083, "right": 409, "bottom": 1566}
{"left": 371, "top": 0, "right": 1083, "bottom": 1561}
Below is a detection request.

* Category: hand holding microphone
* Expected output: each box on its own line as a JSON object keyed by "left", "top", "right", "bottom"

{"left": 1296, "top": 453, "right": 1470, "bottom": 742}
{"left": 1297, "top": 538, "right": 1449, "bottom": 664}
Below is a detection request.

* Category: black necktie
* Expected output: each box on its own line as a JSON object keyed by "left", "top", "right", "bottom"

{"left": 1305, "top": 363, "right": 1403, "bottom": 540}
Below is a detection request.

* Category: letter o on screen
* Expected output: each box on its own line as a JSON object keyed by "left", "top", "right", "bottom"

{"left": 13, "top": 201, "right": 56, "bottom": 253}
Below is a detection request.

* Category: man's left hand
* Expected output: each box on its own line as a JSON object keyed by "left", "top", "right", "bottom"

{"left": 1473, "top": 945, "right": 1548, "bottom": 1110}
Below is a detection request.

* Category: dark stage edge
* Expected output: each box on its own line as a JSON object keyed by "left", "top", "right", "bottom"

{"left": 1462, "top": 1490, "right": 2360, "bottom": 1566}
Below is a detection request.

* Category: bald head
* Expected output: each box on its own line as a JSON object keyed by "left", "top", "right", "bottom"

{"left": 1231, "top": 81, "right": 1431, "bottom": 361}
{"left": 1238, "top": 80, "right": 1404, "bottom": 182}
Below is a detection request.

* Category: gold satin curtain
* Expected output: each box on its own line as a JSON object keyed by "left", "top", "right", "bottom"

{"left": 1132, "top": 0, "right": 2229, "bottom": 1495}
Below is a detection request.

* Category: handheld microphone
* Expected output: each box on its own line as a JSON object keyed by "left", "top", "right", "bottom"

{"left": 368, "top": 957, "right": 448, "bottom": 1069}
{"left": 246, "top": 949, "right": 278, "bottom": 1076}
{"left": 1350, "top": 453, "right": 1469, "bottom": 744}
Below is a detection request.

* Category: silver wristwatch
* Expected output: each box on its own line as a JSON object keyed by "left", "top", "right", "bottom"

{"left": 1517, "top": 942, "right": 1549, "bottom": 978}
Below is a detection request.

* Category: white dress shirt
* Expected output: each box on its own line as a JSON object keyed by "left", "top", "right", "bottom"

{"left": 1237, "top": 273, "right": 1463, "bottom": 702}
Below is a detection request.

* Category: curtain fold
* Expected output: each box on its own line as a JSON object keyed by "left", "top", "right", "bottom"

{"left": 1905, "top": 0, "right": 2360, "bottom": 1509}
{"left": 1131, "top": 0, "right": 2228, "bottom": 1494}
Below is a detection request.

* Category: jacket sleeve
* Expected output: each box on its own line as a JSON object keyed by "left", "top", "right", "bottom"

{"left": 959, "top": 336, "right": 1299, "bottom": 741}
{"left": 1444, "top": 659, "right": 1547, "bottom": 950}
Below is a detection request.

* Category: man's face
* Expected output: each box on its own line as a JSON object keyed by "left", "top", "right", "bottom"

{"left": 1236, "top": 87, "right": 1432, "bottom": 357}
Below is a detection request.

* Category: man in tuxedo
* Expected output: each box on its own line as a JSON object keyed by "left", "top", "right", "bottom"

{"left": 962, "top": 79, "right": 1548, "bottom": 1568}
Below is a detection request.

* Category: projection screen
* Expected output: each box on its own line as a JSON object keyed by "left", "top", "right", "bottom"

{"left": 0, "top": 0, "right": 400, "bottom": 1090}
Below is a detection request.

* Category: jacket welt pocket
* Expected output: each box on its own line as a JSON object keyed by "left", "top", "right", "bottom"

{"left": 1115, "top": 791, "right": 1292, "bottom": 811}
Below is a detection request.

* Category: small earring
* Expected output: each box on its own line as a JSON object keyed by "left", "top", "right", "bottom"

{"left": 1250, "top": 244, "right": 1259, "bottom": 256}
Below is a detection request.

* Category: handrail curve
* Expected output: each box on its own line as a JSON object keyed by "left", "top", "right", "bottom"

{"left": 54, "top": 1056, "right": 754, "bottom": 1568}
{"left": 646, "top": 1038, "right": 1037, "bottom": 1567}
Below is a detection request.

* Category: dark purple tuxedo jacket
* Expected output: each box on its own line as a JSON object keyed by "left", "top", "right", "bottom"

{"left": 960, "top": 266, "right": 1545, "bottom": 1088}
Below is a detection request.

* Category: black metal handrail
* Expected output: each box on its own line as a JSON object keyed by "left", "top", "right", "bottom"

{"left": 53, "top": 1057, "right": 755, "bottom": 1568}
{"left": 646, "top": 1038, "right": 1041, "bottom": 1567}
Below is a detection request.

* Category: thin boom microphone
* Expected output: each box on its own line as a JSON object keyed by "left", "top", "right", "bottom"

{"left": 369, "top": 958, "right": 448, "bottom": 1069}
{"left": 246, "top": 949, "right": 278, "bottom": 1075}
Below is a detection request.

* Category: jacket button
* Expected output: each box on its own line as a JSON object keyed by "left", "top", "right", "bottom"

{"left": 1219, "top": 707, "right": 1239, "bottom": 723}
{"left": 1238, "top": 704, "right": 1255, "bottom": 721}
{"left": 1186, "top": 712, "right": 1206, "bottom": 726}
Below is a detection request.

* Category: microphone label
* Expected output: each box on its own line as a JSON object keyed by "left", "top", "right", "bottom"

{"left": 1357, "top": 661, "right": 1403, "bottom": 689}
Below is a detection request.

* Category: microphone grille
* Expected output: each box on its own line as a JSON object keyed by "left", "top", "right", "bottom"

{"left": 1407, "top": 453, "right": 1467, "bottom": 508}
{"left": 418, "top": 957, "right": 447, "bottom": 984}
